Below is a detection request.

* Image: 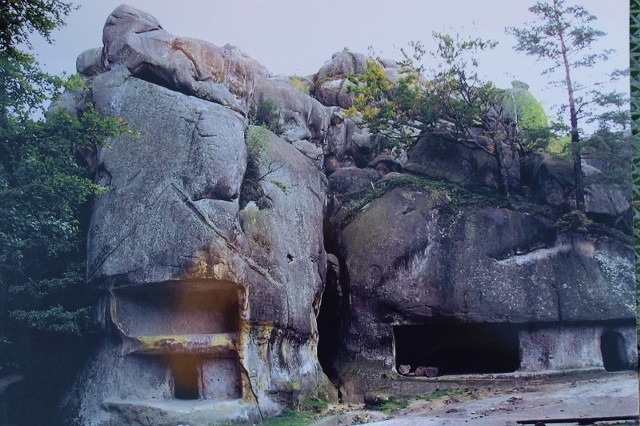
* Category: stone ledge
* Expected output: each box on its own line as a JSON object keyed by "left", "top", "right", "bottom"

{"left": 103, "top": 398, "right": 262, "bottom": 426}
{"left": 122, "top": 333, "right": 237, "bottom": 355}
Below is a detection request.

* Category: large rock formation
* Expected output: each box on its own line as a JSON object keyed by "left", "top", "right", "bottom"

{"left": 324, "top": 178, "right": 635, "bottom": 400}
{"left": 63, "top": 5, "right": 335, "bottom": 425}
{"left": 60, "top": 4, "right": 635, "bottom": 425}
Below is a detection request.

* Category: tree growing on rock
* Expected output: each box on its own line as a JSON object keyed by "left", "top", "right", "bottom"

{"left": 506, "top": 0, "right": 614, "bottom": 211}
{"left": 501, "top": 80, "right": 550, "bottom": 154}
{"left": 347, "top": 32, "right": 519, "bottom": 197}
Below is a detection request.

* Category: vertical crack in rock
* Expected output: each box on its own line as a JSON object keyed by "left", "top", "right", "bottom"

{"left": 238, "top": 361, "right": 263, "bottom": 421}
{"left": 171, "top": 183, "right": 285, "bottom": 289}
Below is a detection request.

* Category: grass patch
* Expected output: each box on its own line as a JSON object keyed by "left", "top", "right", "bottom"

{"left": 366, "top": 397, "right": 409, "bottom": 413}
{"left": 258, "top": 397, "right": 328, "bottom": 426}
{"left": 423, "top": 389, "right": 453, "bottom": 401}
{"left": 299, "top": 397, "right": 329, "bottom": 414}
{"left": 290, "top": 75, "right": 310, "bottom": 94}
{"left": 258, "top": 408, "right": 316, "bottom": 426}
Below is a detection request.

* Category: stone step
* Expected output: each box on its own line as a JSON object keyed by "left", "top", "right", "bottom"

{"left": 103, "top": 398, "right": 262, "bottom": 425}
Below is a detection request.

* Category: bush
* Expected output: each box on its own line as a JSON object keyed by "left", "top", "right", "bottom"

{"left": 253, "top": 98, "right": 284, "bottom": 135}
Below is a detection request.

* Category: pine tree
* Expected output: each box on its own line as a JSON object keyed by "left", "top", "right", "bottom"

{"left": 507, "top": 0, "right": 612, "bottom": 211}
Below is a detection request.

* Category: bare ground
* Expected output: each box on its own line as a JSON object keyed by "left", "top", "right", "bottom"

{"left": 311, "top": 371, "right": 639, "bottom": 426}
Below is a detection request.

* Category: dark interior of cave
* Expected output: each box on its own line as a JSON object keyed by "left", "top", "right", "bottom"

{"left": 165, "top": 354, "right": 202, "bottom": 400}
{"left": 600, "top": 330, "right": 630, "bottom": 372}
{"left": 393, "top": 323, "right": 520, "bottom": 375}
{"left": 316, "top": 258, "right": 344, "bottom": 383}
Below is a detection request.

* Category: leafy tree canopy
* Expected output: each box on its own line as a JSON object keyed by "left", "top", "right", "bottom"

{"left": 0, "top": 0, "right": 73, "bottom": 53}
{"left": 347, "top": 32, "right": 521, "bottom": 196}
{"left": 0, "top": 2, "right": 133, "bottom": 423}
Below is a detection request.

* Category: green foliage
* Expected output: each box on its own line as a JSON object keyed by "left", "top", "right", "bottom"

{"left": 298, "top": 396, "right": 329, "bottom": 414}
{"left": 546, "top": 135, "right": 571, "bottom": 157}
{"left": 0, "top": 6, "right": 131, "bottom": 421}
{"left": 423, "top": 390, "right": 453, "bottom": 401}
{"left": 347, "top": 59, "right": 423, "bottom": 153}
{"left": 0, "top": 50, "right": 62, "bottom": 118}
{"left": 0, "top": 104, "right": 129, "bottom": 343}
{"left": 506, "top": 1, "right": 610, "bottom": 75}
{"left": 348, "top": 33, "right": 506, "bottom": 155}
{"left": 258, "top": 408, "right": 315, "bottom": 426}
{"left": 252, "top": 98, "right": 284, "bottom": 135}
{"left": 587, "top": 90, "right": 631, "bottom": 132}
{"left": 0, "top": 0, "right": 74, "bottom": 52}
{"left": 365, "top": 396, "right": 409, "bottom": 412}
{"left": 241, "top": 126, "right": 289, "bottom": 209}
{"left": 501, "top": 81, "right": 550, "bottom": 153}
{"left": 63, "top": 72, "right": 87, "bottom": 92}
{"left": 507, "top": 0, "right": 613, "bottom": 211}
{"left": 246, "top": 125, "right": 271, "bottom": 164}
{"left": 290, "top": 75, "right": 310, "bottom": 94}
{"left": 348, "top": 32, "right": 519, "bottom": 196}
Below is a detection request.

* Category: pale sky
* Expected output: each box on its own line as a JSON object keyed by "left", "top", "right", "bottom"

{"left": 30, "top": 1, "right": 630, "bottom": 132}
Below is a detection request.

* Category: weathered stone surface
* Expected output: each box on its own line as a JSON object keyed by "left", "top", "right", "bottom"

{"left": 521, "top": 153, "right": 581, "bottom": 209}
{"left": 252, "top": 77, "right": 329, "bottom": 146}
{"left": 314, "top": 78, "right": 354, "bottom": 109}
{"left": 87, "top": 66, "right": 247, "bottom": 286}
{"left": 102, "top": 4, "right": 269, "bottom": 114}
{"left": 367, "top": 154, "right": 402, "bottom": 175}
{"left": 522, "top": 153, "right": 632, "bottom": 232}
{"left": 324, "top": 113, "right": 375, "bottom": 169}
{"left": 406, "top": 131, "right": 520, "bottom": 190}
{"left": 315, "top": 50, "right": 369, "bottom": 82}
{"left": 70, "top": 10, "right": 334, "bottom": 421}
{"left": 311, "top": 51, "right": 399, "bottom": 111}
{"left": 76, "top": 47, "right": 108, "bottom": 76}
{"left": 333, "top": 186, "right": 634, "bottom": 325}
{"left": 586, "top": 184, "right": 630, "bottom": 216}
{"left": 519, "top": 323, "right": 636, "bottom": 371}
{"left": 326, "top": 181, "right": 636, "bottom": 400}
{"left": 328, "top": 167, "right": 380, "bottom": 194}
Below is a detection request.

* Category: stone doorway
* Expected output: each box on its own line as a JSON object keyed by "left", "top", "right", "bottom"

{"left": 167, "top": 354, "right": 201, "bottom": 399}
{"left": 600, "top": 331, "right": 630, "bottom": 372}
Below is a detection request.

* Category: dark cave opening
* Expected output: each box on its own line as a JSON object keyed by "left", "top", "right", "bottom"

{"left": 393, "top": 323, "right": 520, "bottom": 376}
{"left": 600, "top": 331, "right": 630, "bottom": 372}
{"left": 316, "top": 256, "right": 343, "bottom": 383}
{"left": 166, "top": 354, "right": 201, "bottom": 400}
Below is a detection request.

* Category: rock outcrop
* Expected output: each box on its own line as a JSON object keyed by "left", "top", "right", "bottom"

{"left": 60, "top": 4, "right": 635, "bottom": 425}
{"left": 64, "top": 6, "right": 335, "bottom": 426}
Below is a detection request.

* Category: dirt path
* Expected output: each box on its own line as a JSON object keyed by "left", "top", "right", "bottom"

{"left": 313, "top": 371, "right": 639, "bottom": 425}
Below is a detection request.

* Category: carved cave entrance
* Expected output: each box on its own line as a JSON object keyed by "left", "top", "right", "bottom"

{"left": 393, "top": 323, "right": 520, "bottom": 375}
{"left": 600, "top": 331, "right": 630, "bottom": 372}
{"left": 114, "top": 281, "right": 243, "bottom": 401}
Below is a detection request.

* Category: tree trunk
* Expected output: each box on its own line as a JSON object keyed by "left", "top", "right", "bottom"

{"left": 556, "top": 0, "right": 585, "bottom": 211}
{"left": 493, "top": 138, "right": 510, "bottom": 197}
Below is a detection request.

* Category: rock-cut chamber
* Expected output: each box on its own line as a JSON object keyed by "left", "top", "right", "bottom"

{"left": 393, "top": 323, "right": 521, "bottom": 375}
{"left": 112, "top": 281, "right": 243, "bottom": 401}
